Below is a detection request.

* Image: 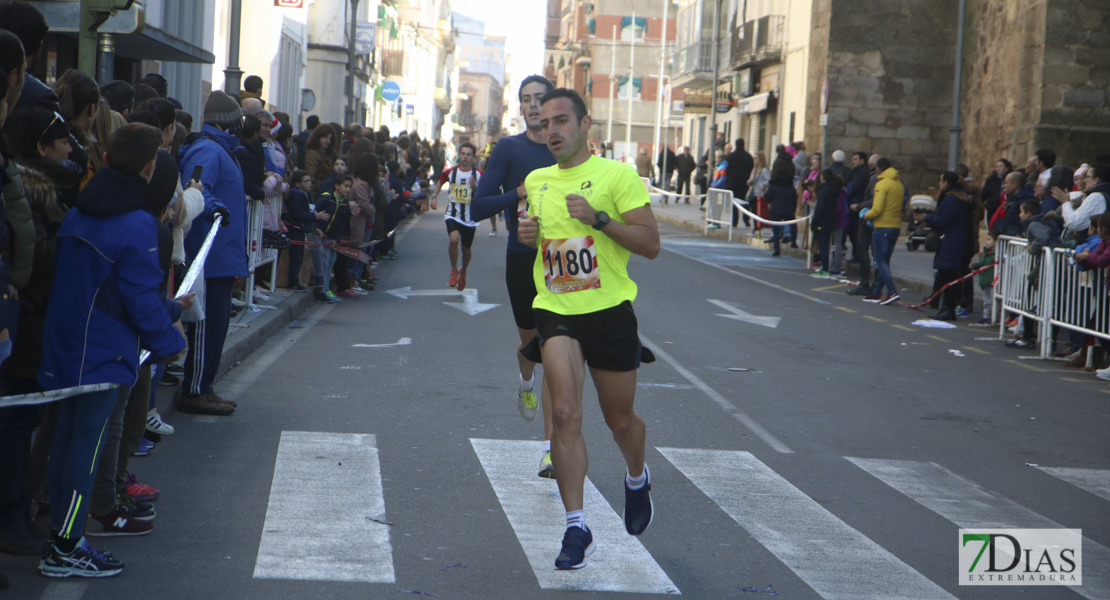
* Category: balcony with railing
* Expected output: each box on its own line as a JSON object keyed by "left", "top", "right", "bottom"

{"left": 731, "top": 14, "right": 784, "bottom": 70}
{"left": 381, "top": 49, "right": 404, "bottom": 77}
{"left": 673, "top": 40, "right": 716, "bottom": 89}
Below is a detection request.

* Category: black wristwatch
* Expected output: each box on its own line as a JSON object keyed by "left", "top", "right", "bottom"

{"left": 592, "top": 210, "right": 610, "bottom": 230}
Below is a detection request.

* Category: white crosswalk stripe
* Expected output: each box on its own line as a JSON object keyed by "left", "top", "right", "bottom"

{"left": 849, "top": 458, "right": 1107, "bottom": 600}
{"left": 470, "top": 438, "right": 680, "bottom": 595}
{"left": 660, "top": 448, "right": 954, "bottom": 600}
{"left": 253, "top": 431, "right": 395, "bottom": 583}
{"left": 1037, "top": 466, "right": 1110, "bottom": 503}
{"left": 246, "top": 434, "right": 1105, "bottom": 595}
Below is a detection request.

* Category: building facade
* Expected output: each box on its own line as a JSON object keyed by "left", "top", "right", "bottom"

{"left": 450, "top": 12, "right": 507, "bottom": 149}
{"left": 547, "top": 0, "right": 683, "bottom": 163}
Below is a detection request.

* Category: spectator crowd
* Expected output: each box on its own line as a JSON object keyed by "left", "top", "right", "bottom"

{"left": 0, "top": 0, "right": 443, "bottom": 584}
{"left": 691, "top": 129, "right": 1110, "bottom": 382}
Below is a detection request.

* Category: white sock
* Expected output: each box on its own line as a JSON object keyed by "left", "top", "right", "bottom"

{"left": 520, "top": 371, "right": 535, "bottom": 392}
{"left": 626, "top": 464, "right": 650, "bottom": 490}
{"left": 543, "top": 440, "right": 551, "bottom": 453}
{"left": 566, "top": 510, "right": 586, "bottom": 531}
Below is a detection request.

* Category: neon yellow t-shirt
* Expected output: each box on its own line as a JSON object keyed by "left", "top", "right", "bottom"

{"left": 525, "top": 155, "right": 650, "bottom": 315}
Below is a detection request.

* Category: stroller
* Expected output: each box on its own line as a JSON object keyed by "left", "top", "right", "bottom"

{"left": 905, "top": 194, "right": 937, "bottom": 250}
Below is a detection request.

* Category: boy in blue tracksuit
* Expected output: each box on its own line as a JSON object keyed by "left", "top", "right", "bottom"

{"left": 37, "top": 123, "right": 191, "bottom": 578}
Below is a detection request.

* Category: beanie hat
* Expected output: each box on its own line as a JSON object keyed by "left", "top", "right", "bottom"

{"left": 203, "top": 90, "right": 243, "bottom": 125}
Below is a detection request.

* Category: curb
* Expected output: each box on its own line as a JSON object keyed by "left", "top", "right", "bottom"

{"left": 653, "top": 210, "right": 936, "bottom": 299}
{"left": 159, "top": 289, "right": 316, "bottom": 417}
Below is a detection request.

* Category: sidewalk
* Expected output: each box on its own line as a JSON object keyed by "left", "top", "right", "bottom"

{"left": 650, "top": 193, "right": 939, "bottom": 299}
{"left": 155, "top": 287, "right": 315, "bottom": 418}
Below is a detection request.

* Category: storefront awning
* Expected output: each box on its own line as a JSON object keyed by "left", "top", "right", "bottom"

{"left": 733, "top": 91, "right": 773, "bottom": 115}
{"left": 28, "top": 1, "right": 215, "bottom": 64}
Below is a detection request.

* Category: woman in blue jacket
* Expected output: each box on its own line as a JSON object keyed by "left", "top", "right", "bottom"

{"left": 37, "top": 124, "right": 190, "bottom": 578}
{"left": 924, "top": 171, "right": 972, "bottom": 320}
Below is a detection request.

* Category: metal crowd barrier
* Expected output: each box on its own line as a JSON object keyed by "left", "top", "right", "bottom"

{"left": 705, "top": 188, "right": 734, "bottom": 240}
{"left": 995, "top": 235, "right": 1110, "bottom": 360}
{"left": 243, "top": 195, "right": 282, "bottom": 309}
{"left": 1045, "top": 245, "right": 1109, "bottom": 363}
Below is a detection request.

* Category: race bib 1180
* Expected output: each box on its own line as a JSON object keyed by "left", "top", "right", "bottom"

{"left": 541, "top": 236, "right": 601, "bottom": 294}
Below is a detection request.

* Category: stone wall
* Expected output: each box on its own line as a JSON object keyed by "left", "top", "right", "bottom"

{"left": 804, "top": 0, "right": 830, "bottom": 149}
{"left": 960, "top": 0, "right": 1043, "bottom": 180}
{"left": 815, "top": 0, "right": 959, "bottom": 194}
{"left": 815, "top": 0, "right": 1110, "bottom": 189}
{"left": 1034, "top": 0, "right": 1110, "bottom": 168}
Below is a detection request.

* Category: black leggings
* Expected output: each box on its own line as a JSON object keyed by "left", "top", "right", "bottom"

{"left": 934, "top": 269, "right": 963, "bottom": 309}
{"left": 333, "top": 254, "right": 350, "bottom": 291}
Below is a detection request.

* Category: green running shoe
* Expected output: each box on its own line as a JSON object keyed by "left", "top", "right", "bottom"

{"left": 538, "top": 450, "right": 555, "bottom": 479}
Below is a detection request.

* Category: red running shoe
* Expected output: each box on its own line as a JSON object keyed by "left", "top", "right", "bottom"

{"left": 125, "top": 471, "right": 159, "bottom": 502}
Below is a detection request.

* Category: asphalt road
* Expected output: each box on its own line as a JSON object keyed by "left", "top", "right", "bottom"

{"left": 5, "top": 207, "right": 1108, "bottom": 600}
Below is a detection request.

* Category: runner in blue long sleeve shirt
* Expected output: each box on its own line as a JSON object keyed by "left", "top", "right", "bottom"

{"left": 471, "top": 75, "right": 559, "bottom": 478}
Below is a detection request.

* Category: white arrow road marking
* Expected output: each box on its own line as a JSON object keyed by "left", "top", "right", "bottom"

{"left": 385, "top": 286, "right": 464, "bottom": 300}
{"left": 471, "top": 439, "right": 679, "bottom": 595}
{"left": 254, "top": 432, "right": 394, "bottom": 583}
{"left": 385, "top": 287, "right": 500, "bottom": 315}
{"left": 352, "top": 337, "right": 413, "bottom": 348}
{"left": 445, "top": 289, "right": 499, "bottom": 315}
{"left": 707, "top": 299, "right": 781, "bottom": 328}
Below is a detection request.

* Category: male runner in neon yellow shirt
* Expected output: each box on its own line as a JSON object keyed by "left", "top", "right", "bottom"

{"left": 517, "top": 88, "right": 660, "bottom": 570}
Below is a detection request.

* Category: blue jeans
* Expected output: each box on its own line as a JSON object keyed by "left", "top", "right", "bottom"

{"left": 871, "top": 227, "right": 899, "bottom": 296}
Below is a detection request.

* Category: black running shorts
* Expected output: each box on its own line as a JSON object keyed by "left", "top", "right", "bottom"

{"left": 446, "top": 219, "right": 476, "bottom": 248}
{"left": 523, "top": 301, "right": 652, "bottom": 372}
{"left": 505, "top": 250, "right": 538, "bottom": 330}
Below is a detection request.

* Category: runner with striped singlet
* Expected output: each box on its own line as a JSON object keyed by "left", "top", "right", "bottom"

{"left": 472, "top": 75, "right": 558, "bottom": 478}
{"left": 517, "top": 89, "right": 660, "bottom": 570}
{"left": 431, "top": 142, "right": 481, "bottom": 291}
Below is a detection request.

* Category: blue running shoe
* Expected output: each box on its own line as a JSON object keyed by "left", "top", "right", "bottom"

{"left": 39, "top": 537, "right": 124, "bottom": 578}
{"left": 555, "top": 526, "right": 595, "bottom": 570}
{"left": 132, "top": 439, "right": 154, "bottom": 457}
{"left": 624, "top": 466, "right": 654, "bottom": 536}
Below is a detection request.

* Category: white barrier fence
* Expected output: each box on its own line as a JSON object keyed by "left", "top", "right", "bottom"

{"left": 243, "top": 195, "right": 282, "bottom": 309}
{"left": 996, "top": 235, "right": 1110, "bottom": 360}
{"left": 705, "top": 189, "right": 735, "bottom": 240}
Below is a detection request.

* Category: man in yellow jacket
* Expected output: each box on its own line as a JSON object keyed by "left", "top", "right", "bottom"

{"left": 862, "top": 157, "right": 905, "bottom": 304}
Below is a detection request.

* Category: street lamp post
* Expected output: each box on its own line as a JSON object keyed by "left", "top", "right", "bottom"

{"left": 652, "top": 0, "right": 669, "bottom": 164}
{"left": 706, "top": 0, "right": 722, "bottom": 161}
{"left": 624, "top": 11, "right": 635, "bottom": 163}
{"left": 223, "top": 0, "right": 243, "bottom": 95}
{"left": 606, "top": 26, "right": 617, "bottom": 155}
{"left": 346, "top": 0, "right": 361, "bottom": 125}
